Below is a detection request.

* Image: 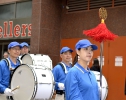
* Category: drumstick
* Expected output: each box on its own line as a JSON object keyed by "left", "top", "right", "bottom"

{"left": 11, "top": 86, "right": 20, "bottom": 92}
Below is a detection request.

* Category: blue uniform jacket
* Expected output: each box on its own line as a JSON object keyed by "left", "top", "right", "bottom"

{"left": 0, "top": 58, "right": 20, "bottom": 93}
{"left": 65, "top": 63, "right": 100, "bottom": 100}
{"left": 52, "top": 62, "right": 72, "bottom": 90}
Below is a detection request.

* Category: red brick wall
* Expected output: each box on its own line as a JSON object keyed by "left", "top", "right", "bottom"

{"left": 60, "top": 4, "right": 126, "bottom": 39}
{"left": 30, "top": 0, "right": 62, "bottom": 66}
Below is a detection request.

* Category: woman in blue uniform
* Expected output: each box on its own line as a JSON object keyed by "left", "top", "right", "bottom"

{"left": 65, "top": 39, "right": 100, "bottom": 100}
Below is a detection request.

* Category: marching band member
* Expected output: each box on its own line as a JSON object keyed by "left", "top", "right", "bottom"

{"left": 20, "top": 42, "right": 29, "bottom": 55}
{"left": 65, "top": 39, "right": 100, "bottom": 100}
{"left": 3, "top": 51, "right": 9, "bottom": 59}
{"left": 0, "top": 41, "right": 21, "bottom": 98}
{"left": 52, "top": 47, "right": 73, "bottom": 100}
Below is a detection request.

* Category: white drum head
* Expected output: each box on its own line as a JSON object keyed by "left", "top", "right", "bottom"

{"left": 21, "top": 54, "right": 34, "bottom": 65}
{"left": 91, "top": 71, "right": 108, "bottom": 100}
{"left": 11, "top": 64, "right": 36, "bottom": 100}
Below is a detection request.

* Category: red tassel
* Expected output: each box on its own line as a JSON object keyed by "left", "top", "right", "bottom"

{"left": 83, "top": 23, "right": 118, "bottom": 42}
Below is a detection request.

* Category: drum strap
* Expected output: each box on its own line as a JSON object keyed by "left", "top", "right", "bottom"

{"left": 58, "top": 62, "right": 69, "bottom": 74}
{"left": 3, "top": 58, "right": 22, "bottom": 100}
{"left": 2, "top": 58, "right": 17, "bottom": 100}
{"left": 3, "top": 58, "right": 22, "bottom": 70}
{"left": 3, "top": 58, "right": 12, "bottom": 70}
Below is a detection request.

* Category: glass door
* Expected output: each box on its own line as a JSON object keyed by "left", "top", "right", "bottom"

{"left": 0, "top": 43, "right": 9, "bottom": 59}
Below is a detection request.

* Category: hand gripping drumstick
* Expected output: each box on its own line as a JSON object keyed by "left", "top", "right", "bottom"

{"left": 11, "top": 86, "right": 20, "bottom": 92}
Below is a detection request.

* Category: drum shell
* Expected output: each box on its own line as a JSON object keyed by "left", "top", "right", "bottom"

{"left": 34, "top": 68, "right": 54, "bottom": 99}
{"left": 11, "top": 64, "right": 54, "bottom": 100}
{"left": 21, "top": 54, "right": 53, "bottom": 70}
{"left": 91, "top": 71, "right": 108, "bottom": 100}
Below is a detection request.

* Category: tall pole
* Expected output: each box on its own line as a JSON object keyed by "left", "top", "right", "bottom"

{"left": 100, "top": 41, "right": 103, "bottom": 100}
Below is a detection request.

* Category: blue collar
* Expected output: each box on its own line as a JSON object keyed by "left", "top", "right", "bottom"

{"left": 75, "top": 63, "right": 91, "bottom": 74}
{"left": 61, "top": 62, "right": 72, "bottom": 67}
{"left": 8, "top": 57, "right": 19, "bottom": 66}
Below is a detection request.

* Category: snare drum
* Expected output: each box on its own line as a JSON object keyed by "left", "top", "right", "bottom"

{"left": 21, "top": 54, "right": 53, "bottom": 70}
{"left": 11, "top": 64, "right": 55, "bottom": 100}
{"left": 91, "top": 71, "right": 108, "bottom": 100}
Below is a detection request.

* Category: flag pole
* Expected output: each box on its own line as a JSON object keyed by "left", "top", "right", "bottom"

{"left": 100, "top": 41, "right": 103, "bottom": 99}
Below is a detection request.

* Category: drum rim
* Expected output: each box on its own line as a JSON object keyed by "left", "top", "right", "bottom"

{"left": 30, "top": 65, "right": 38, "bottom": 99}
{"left": 91, "top": 71, "right": 108, "bottom": 100}
{"left": 10, "top": 64, "right": 22, "bottom": 80}
{"left": 10, "top": 64, "right": 38, "bottom": 100}
{"left": 21, "top": 54, "right": 44, "bottom": 60}
{"left": 20, "top": 54, "right": 27, "bottom": 60}
{"left": 49, "top": 70, "right": 55, "bottom": 99}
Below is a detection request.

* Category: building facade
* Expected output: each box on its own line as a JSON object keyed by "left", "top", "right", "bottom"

{"left": 1, "top": 0, "right": 126, "bottom": 100}
{"left": 0, "top": 0, "right": 32, "bottom": 59}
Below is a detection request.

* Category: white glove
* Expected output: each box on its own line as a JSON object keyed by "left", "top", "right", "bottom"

{"left": 4, "top": 88, "right": 14, "bottom": 96}
{"left": 58, "top": 83, "right": 65, "bottom": 90}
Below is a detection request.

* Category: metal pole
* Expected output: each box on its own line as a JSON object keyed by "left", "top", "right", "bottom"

{"left": 100, "top": 41, "right": 103, "bottom": 100}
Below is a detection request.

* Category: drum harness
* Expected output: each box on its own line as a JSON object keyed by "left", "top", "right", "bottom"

{"left": 3, "top": 58, "right": 22, "bottom": 100}
{"left": 56, "top": 62, "right": 72, "bottom": 96}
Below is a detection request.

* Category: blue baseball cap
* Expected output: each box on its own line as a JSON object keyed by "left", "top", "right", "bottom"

{"left": 60, "top": 47, "right": 73, "bottom": 54}
{"left": 8, "top": 41, "right": 21, "bottom": 49}
{"left": 75, "top": 39, "right": 98, "bottom": 50}
{"left": 20, "top": 42, "right": 29, "bottom": 48}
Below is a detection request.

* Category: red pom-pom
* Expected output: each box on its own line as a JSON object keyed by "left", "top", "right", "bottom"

{"left": 83, "top": 23, "right": 118, "bottom": 42}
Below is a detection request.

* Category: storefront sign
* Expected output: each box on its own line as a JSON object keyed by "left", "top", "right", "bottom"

{"left": 0, "top": 18, "right": 31, "bottom": 40}
{"left": 0, "top": 21, "right": 31, "bottom": 38}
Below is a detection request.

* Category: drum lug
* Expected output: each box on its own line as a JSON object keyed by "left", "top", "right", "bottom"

{"left": 35, "top": 81, "right": 38, "bottom": 84}
{"left": 39, "top": 83, "right": 51, "bottom": 84}
{"left": 101, "top": 86, "right": 109, "bottom": 89}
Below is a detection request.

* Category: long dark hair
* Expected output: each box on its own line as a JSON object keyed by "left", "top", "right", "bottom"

{"left": 72, "top": 48, "right": 81, "bottom": 66}
{"left": 72, "top": 54, "right": 78, "bottom": 66}
{"left": 92, "top": 58, "right": 100, "bottom": 67}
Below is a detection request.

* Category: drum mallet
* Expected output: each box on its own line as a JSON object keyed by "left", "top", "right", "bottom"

{"left": 11, "top": 86, "right": 20, "bottom": 92}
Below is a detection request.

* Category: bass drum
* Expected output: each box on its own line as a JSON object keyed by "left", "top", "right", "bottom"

{"left": 11, "top": 64, "right": 55, "bottom": 100}
{"left": 91, "top": 71, "right": 108, "bottom": 100}
{"left": 21, "top": 54, "right": 53, "bottom": 70}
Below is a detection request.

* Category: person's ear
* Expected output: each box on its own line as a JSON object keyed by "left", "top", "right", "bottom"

{"left": 8, "top": 49, "right": 10, "bottom": 54}
{"left": 76, "top": 50, "right": 80, "bottom": 56}
{"left": 60, "top": 54, "right": 63, "bottom": 58}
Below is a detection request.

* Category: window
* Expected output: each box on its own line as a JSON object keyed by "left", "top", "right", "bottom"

{"left": 16, "top": 1, "right": 32, "bottom": 18}
{"left": 0, "top": 0, "right": 32, "bottom": 20}
{"left": 0, "top": 4, "right": 15, "bottom": 20}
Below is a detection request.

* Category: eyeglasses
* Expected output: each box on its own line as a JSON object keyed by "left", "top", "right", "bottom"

{"left": 11, "top": 48, "right": 21, "bottom": 51}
